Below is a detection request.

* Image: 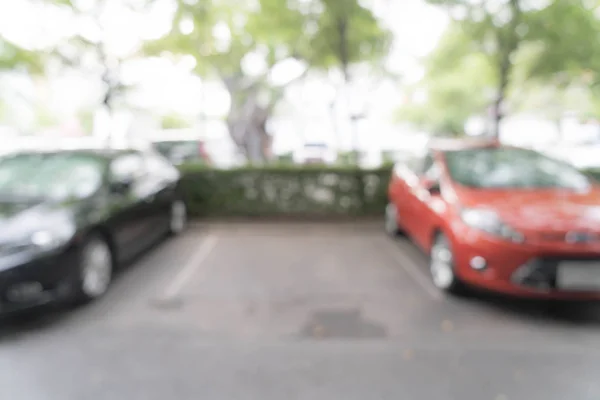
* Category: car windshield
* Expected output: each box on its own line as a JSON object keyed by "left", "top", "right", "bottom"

{"left": 0, "top": 152, "right": 105, "bottom": 200}
{"left": 444, "top": 147, "right": 591, "bottom": 190}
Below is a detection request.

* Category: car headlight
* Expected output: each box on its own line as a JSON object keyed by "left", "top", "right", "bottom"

{"left": 460, "top": 208, "right": 524, "bottom": 243}
{"left": 0, "top": 225, "right": 75, "bottom": 257}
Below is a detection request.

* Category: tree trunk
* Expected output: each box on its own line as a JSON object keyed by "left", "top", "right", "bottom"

{"left": 225, "top": 87, "right": 273, "bottom": 164}
{"left": 337, "top": 16, "right": 359, "bottom": 164}
{"left": 490, "top": 0, "right": 522, "bottom": 140}
{"left": 223, "top": 69, "right": 306, "bottom": 163}
{"left": 491, "top": 54, "right": 510, "bottom": 139}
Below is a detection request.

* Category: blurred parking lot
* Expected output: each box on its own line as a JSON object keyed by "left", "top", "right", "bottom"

{"left": 2, "top": 222, "right": 600, "bottom": 400}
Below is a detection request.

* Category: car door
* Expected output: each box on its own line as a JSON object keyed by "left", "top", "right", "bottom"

{"left": 141, "top": 151, "right": 181, "bottom": 235}
{"left": 107, "top": 152, "right": 155, "bottom": 260}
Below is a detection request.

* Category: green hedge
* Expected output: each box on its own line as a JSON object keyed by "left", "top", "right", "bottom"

{"left": 587, "top": 169, "right": 600, "bottom": 180}
{"left": 179, "top": 165, "right": 391, "bottom": 217}
{"left": 179, "top": 165, "right": 600, "bottom": 218}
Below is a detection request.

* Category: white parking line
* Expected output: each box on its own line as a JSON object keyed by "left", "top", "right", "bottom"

{"left": 379, "top": 238, "right": 443, "bottom": 301}
{"left": 159, "top": 234, "right": 219, "bottom": 300}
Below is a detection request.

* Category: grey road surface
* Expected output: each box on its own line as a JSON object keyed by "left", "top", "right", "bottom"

{"left": 2, "top": 222, "right": 600, "bottom": 400}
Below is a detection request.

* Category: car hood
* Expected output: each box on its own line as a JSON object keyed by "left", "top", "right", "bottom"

{"left": 0, "top": 198, "right": 75, "bottom": 243}
{"left": 453, "top": 186, "right": 600, "bottom": 232}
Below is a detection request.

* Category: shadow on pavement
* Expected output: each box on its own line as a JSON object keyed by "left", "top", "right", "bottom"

{"left": 457, "top": 288, "right": 600, "bottom": 326}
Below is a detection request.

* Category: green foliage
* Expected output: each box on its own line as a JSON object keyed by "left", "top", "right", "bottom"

{"left": 179, "top": 165, "right": 391, "bottom": 217}
{"left": 522, "top": 0, "right": 600, "bottom": 85}
{"left": 519, "top": 0, "right": 600, "bottom": 117}
{"left": 336, "top": 151, "right": 358, "bottom": 165}
{"left": 308, "top": 0, "right": 392, "bottom": 71}
{"left": 144, "top": 0, "right": 308, "bottom": 78}
{"left": 0, "top": 37, "right": 43, "bottom": 74}
{"left": 397, "top": 25, "right": 495, "bottom": 135}
{"left": 35, "top": 106, "right": 59, "bottom": 129}
{"left": 78, "top": 109, "right": 95, "bottom": 134}
{"left": 274, "top": 152, "right": 295, "bottom": 165}
{"left": 587, "top": 169, "right": 600, "bottom": 182}
{"left": 160, "top": 113, "right": 192, "bottom": 129}
{"left": 145, "top": 0, "right": 390, "bottom": 78}
{"left": 145, "top": 0, "right": 391, "bottom": 161}
{"left": 178, "top": 165, "right": 600, "bottom": 218}
{"left": 400, "top": 0, "right": 600, "bottom": 135}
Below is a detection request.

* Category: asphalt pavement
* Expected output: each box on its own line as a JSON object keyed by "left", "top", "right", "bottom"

{"left": 2, "top": 221, "right": 600, "bottom": 400}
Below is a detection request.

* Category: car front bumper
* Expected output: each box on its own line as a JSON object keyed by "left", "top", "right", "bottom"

{"left": 0, "top": 246, "right": 81, "bottom": 315}
{"left": 452, "top": 227, "right": 600, "bottom": 300}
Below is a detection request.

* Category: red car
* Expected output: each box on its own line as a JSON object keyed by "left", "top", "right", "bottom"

{"left": 386, "top": 139, "right": 600, "bottom": 299}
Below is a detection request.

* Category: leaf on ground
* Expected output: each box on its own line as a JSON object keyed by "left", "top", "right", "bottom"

{"left": 312, "top": 324, "right": 327, "bottom": 338}
{"left": 441, "top": 319, "right": 454, "bottom": 332}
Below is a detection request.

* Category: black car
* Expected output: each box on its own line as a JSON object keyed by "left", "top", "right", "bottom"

{"left": 0, "top": 148, "right": 188, "bottom": 314}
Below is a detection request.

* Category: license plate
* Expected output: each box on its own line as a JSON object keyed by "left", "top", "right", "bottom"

{"left": 557, "top": 261, "right": 600, "bottom": 291}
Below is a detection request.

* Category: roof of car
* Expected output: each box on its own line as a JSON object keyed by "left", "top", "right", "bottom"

{"left": 428, "top": 137, "right": 501, "bottom": 152}
{"left": 3, "top": 147, "right": 140, "bottom": 160}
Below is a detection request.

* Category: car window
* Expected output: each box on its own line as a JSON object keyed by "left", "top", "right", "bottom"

{"left": 110, "top": 153, "right": 146, "bottom": 182}
{"left": 0, "top": 152, "right": 105, "bottom": 200}
{"left": 404, "top": 154, "right": 425, "bottom": 174}
{"left": 420, "top": 153, "right": 435, "bottom": 177}
{"left": 444, "top": 147, "right": 591, "bottom": 190}
{"left": 404, "top": 152, "right": 433, "bottom": 176}
{"left": 144, "top": 152, "right": 179, "bottom": 181}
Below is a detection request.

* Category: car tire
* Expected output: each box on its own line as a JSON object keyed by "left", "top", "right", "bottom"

{"left": 75, "top": 234, "right": 113, "bottom": 304}
{"left": 385, "top": 202, "right": 403, "bottom": 236}
{"left": 429, "top": 232, "right": 464, "bottom": 295}
{"left": 169, "top": 199, "right": 187, "bottom": 236}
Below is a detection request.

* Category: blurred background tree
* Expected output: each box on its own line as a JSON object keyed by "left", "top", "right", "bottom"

{"left": 144, "top": 0, "right": 391, "bottom": 163}
{"left": 402, "top": 0, "right": 600, "bottom": 139}
{"left": 160, "top": 113, "right": 193, "bottom": 130}
{"left": 396, "top": 25, "right": 494, "bottom": 136}
{"left": 521, "top": 0, "right": 600, "bottom": 120}
{"left": 0, "top": 35, "right": 43, "bottom": 73}
{"left": 49, "top": 0, "right": 145, "bottom": 121}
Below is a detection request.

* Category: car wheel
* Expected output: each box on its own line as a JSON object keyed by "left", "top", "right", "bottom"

{"left": 169, "top": 199, "right": 187, "bottom": 235}
{"left": 429, "top": 233, "right": 463, "bottom": 295}
{"left": 385, "top": 202, "right": 402, "bottom": 236}
{"left": 76, "top": 235, "right": 113, "bottom": 303}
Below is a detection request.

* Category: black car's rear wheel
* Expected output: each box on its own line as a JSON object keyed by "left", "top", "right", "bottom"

{"left": 169, "top": 199, "right": 187, "bottom": 235}
{"left": 75, "top": 235, "right": 113, "bottom": 303}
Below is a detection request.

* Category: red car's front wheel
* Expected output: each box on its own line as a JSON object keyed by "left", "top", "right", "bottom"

{"left": 429, "top": 233, "right": 464, "bottom": 295}
{"left": 385, "top": 202, "right": 402, "bottom": 237}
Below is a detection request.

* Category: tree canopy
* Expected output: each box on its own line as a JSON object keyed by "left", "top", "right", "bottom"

{"left": 398, "top": 0, "right": 600, "bottom": 137}
{"left": 0, "top": 36, "right": 43, "bottom": 73}
{"left": 145, "top": 0, "right": 391, "bottom": 162}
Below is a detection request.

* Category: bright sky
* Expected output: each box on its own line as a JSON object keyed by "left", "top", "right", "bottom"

{"left": 0, "top": 0, "right": 449, "bottom": 153}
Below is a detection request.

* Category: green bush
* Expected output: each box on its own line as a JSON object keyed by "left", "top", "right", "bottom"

{"left": 178, "top": 165, "right": 600, "bottom": 218}
{"left": 586, "top": 169, "right": 600, "bottom": 181}
{"left": 179, "top": 164, "right": 392, "bottom": 218}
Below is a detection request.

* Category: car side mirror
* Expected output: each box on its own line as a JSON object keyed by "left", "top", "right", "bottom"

{"left": 109, "top": 177, "right": 133, "bottom": 194}
{"left": 422, "top": 178, "right": 441, "bottom": 195}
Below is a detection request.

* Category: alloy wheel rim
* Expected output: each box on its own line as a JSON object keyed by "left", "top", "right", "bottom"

{"left": 430, "top": 240, "right": 454, "bottom": 289}
{"left": 171, "top": 201, "right": 187, "bottom": 233}
{"left": 82, "top": 241, "right": 112, "bottom": 298}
